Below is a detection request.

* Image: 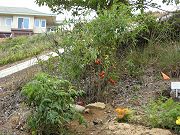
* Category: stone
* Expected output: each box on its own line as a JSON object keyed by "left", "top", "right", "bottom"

{"left": 93, "top": 118, "right": 103, "bottom": 125}
{"left": 150, "top": 128, "right": 172, "bottom": 135}
{"left": 86, "top": 102, "right": 106, "bottom": 110}
{"left": 84, "top": 108, "right": 90, "bottom": 113}
{"left": 117, "top": 123, "right": 131, "bottom": 129}
{"left": 73, "top": 104, "right": 85, "bottom": 113}
{"left": 9, "top": 114, "right": 20, "bottom": 129}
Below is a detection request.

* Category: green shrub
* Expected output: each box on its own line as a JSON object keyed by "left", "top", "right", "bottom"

{"left": 143, "top": 97, "right": 180, "bottom": 133}
{"left": 22, "top": 73, "right": 85, "bottom": 135}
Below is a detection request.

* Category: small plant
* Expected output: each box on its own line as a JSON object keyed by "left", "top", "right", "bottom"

{"left": 115, "top": 108, "right": 132, "bottom": 122}
{"left": 22, "top": 73, "right": 85, "bottom": 135}
{"left": 143, "top": 97, "right": 180, "bottom": 133}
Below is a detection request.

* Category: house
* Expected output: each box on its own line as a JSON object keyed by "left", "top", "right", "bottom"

{"left": 0, "top": 6, "right": 56, "bottom": 38}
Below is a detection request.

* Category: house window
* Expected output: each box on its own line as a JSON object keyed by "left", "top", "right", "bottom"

{"left": 5, "top": 18, "right": 12, "bottom": 26}
{"left": 18, "top": 17, "right": 29, "bottom": 29}
{"left": 41, "top": 20, "right": 46, "bottom": 27}
{"left": 34, "top": 19, "right": 40, "bottom": 27}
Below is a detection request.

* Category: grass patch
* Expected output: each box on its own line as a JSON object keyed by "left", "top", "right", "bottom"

{"left": 119, "top": 41, "right": 180, "bottom": 78}
{"left": 0, "top": 34, "right": 55, "bottom": 66}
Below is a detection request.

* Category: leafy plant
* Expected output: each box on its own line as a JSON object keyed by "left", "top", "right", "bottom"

{"left": 22, "top": 73, "right": 85, "bottom": 135}
{"left": 143, "top": 97, "right": 180, "bottom": 133}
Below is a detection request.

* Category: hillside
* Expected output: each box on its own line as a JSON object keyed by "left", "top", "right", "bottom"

{"left": 0, "top": 4, "right": 180, "bottom": 135}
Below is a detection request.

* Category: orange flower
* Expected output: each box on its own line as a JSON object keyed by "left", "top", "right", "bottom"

{"left": 115, "top": 108, "right": 130, "bottom": 119}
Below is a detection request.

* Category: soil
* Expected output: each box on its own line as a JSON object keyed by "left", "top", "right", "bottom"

{"left": 0, "top": 65, "right": 41, "bottom": 90}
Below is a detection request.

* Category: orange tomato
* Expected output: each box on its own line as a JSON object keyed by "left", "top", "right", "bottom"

{"left": 95, "top": 59, "right": 101, "bottom": 65}
{"left": 108, "top": 78, "right": 116, "bottom": 85}
{"left": 100, "top": 74, "right": 105, "bottom": 79}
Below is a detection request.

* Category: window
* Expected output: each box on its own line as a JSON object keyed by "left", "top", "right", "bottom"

{"left": 34, "top": 19, "right": 40, "bottom": 27}
{"left": 41, "top": 20, "right": 46, "bottom": 27}
{"left": 18, "top": 17, "right": 29, "bottom": 29}
{"left": 24, "top": 18, "right": 29, "bottom": 29}
{"left": 5, "top": 18, "right": 12, "bottom": 26}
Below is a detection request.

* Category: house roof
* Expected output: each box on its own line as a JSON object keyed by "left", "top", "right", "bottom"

{"left": 0, "top": 6, "right": 56, "bottom": 17}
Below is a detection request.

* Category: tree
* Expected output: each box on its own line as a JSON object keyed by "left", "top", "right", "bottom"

{"left": 35, "top": 0, "right": 129, "bottom": 14}
{"left": 162, "top": 0, "right": 180, "bottom": 5}
{"left": 35, "top": 0, "right": 180, "bottom": 15}
{"left": 131, "top": 0, "right": 159, "bottom": 14}
{"left": 131, "top": 0, "right": 180, "bottom": 14}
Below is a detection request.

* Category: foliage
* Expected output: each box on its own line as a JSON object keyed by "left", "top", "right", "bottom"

{"left": 21, "top": 73, "right": 85, "bottom": 135}
{"left": 35, "top": 0, "right": 129, "bottom": 15}
{"left": 48, "top": 4, "right": 142, "bottom": 102}
{"left": 143, "top": 97, "right": 180, "bottom": 133}
{"left": 162, "top": 0, "right": 180, "bottom": 5}
{"left": 38, "top": 4, "right": 179, "bottom": 102}
{"left": 131, "top": 0, "right": 159, "bottom": 14}
{"left": 58, "top": 4, "right": 140, "bottom": 80}
{"left": 35, "top": 0, "right": 180, "bottom": 15}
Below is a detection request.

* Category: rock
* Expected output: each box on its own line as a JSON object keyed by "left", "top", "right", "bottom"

{"left": 170, "top": 90, "right": 176, "bottom": 99}
{"left": 150, "top": 128, "right": 172, "bottom": 135}
{"left": 93, "top": 118, "right": 103, "bottom": 125}
{"left": 77, "top": 101, "right": 84, "bottom": 106}
{"left": 86, "top": 102, "right": 106, "bottom": 110}
{"left": 117, "top": 123, "right": 131, "bottom": 130}
{"left": 74, "top": 104, "right": 85, "bottom": 113}
{"left": 103, "top": 121, "right": 173, "bottom": 135}
{"left": 9, "top": 114, "right": 20, "bottom": 129}
{"left": 0, "top": 87, "right": 3, "bottom": 93}
{"left": 84, "top": 108, "right": 90, "bottom": 113}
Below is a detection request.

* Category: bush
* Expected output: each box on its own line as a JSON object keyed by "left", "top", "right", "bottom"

{"left": 143, "top": 97, "right": 180, "bottom": 133}
{"left": 22, "top": 73, "right": 85, "bottom": 135}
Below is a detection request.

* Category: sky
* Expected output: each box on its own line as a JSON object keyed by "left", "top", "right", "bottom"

{"left": 0, "top": 0, "right": 179, "bottom": 21}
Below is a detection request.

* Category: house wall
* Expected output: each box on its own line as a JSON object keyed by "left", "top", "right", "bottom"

{"left": 12, "top": 15, "right": 34, "bottom": 29}
{"left": 0, "top": 14, "right": 51, "bottom": 34}
{"left": 0, "top": 15, "right": 12, "bottom": 32}
{"left": 33, "top": 17, "right": 47, "bottom": 33}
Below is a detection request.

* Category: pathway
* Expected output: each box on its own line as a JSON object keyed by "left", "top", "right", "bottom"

{"left": 0, "top": 49, "right": 64, "bottom": 78}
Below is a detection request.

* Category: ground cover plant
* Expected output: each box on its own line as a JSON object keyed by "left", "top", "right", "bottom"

{"left": 143, "top": 97, "right": 180, "bottom": 133}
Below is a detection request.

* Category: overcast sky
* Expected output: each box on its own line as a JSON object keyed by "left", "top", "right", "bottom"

{"left": 0, "top": 0, "right": 179, "bottom": 21}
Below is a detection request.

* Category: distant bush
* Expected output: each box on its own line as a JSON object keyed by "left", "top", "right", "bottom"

{"left": 22, "top": 73, "right": 85, "bottom": 135}
{"left": 143, "top": 97, "right": 180, "bottom": 133}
